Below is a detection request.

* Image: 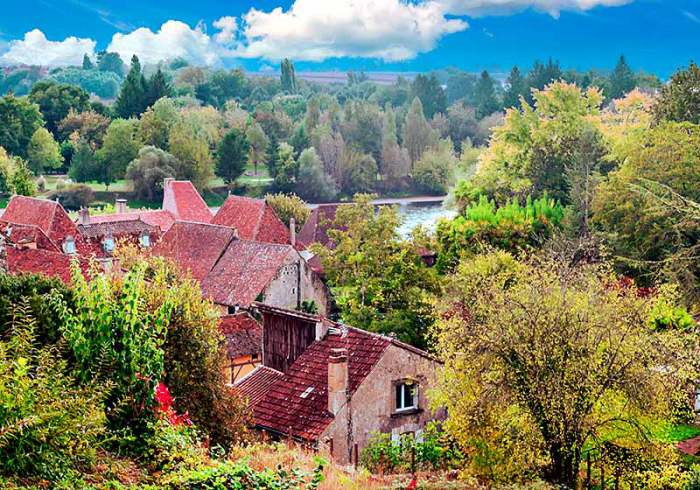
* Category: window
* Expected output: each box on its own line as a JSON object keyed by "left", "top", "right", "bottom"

{"left": 103, "top": 235, "right": 114, "bottom": 252}
{"left": 252, "top": 354, "right": 258, "bottom": 361}
{"left": 140, "top": 231, "right": 150, "bottom": 248}
{"left": 64, "top": 236, "right": 76, "bottom": 254}
{"left": 395, "top": 382, "right": 417, "bottom": 411}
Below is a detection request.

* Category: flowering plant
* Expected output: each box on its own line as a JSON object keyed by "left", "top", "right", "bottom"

{"left": 155, "top": 382, "right": 192, "bottom": 427}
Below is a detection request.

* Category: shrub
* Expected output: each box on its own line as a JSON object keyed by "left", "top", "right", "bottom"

{"left": 435, "top": 194, "right": 563, "bottom": 272}
{"left": 0, "top": 304, "right": 111, "bottom": 480}
{"left": 360, "top": 423, "right": 463, "bottom": 474}
{"left": 265, "top": 192, "right": 311, "bottom": 231}
{"left": 49, "top": 182, "right": 94, "bottom": 210}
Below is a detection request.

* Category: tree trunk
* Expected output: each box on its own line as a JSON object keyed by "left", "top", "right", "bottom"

{"left": 549, "top": 443, "right": 579, "bottom": 489}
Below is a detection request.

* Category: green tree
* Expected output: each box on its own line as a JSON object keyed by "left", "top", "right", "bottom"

{"left": 82, "top": 53, "right": 94, "bottom": 70}
{"left": 169, "top": 122, "right": 213, "bottom": 192}
{"left": 138, "top": 106, "right": 171, "bottom": 150}
{"left": 609, "top": 55, "right": 635, "bottom": 100}
{"left": 216, "top": 130, "right": 250, "bottom": 185}
{"left": 97, "top": 51, "right": 125, "bottom": 78}
{"left": 271, "top": 142, "right": 298, "bottom": 193}
{"left": 341, "top": 149, "right": 377, "bottom": 195}
{"left": 412, "top": 138, "right": 456, "bottom": 195}
{"left": 526, "top": 58, "right": 563, "bottom": 104}
{"left": 474, "top": 70, "right": 500, "bottom": 119}
{"left": 446, "top": 70, "right": 477, "bottom": 105}
{"left": 0, "top": 93, "right": 44, "bottom": 159}
{"left": 280, "top": 58, "right": 297, "bottom": 94}
{"left": 431, "top": 252, "right": 696, "bottom": 487}
{"left": 290, "top": 124, "right": 310, "bottom": 157}
{"left": 126, "top": 146, "right": 178, "bottom": 203}
{"left": 311, "top": 194, "right": 440, "bottom": 348}
{"left": 402, "top": 97, "right": 438, "bottom": 168}
{"left": 114, "top": 55, "right": 147, "bottom": 119}
{"left": 69, "top": 137, "right": 99, "bottom": 183}
{"left": 653, "top": 61, "right": 700, "bottom": 125}
{"left": 380, "top": 103, "right": 409, "bottom": 189}
{"left": 410, "top": 72, "right": 447, "bottom": 119}
{"left": 504, "top": 65, "right": 526, "bottom": 109}
{"left": 29, "top": 81, "right": 90, "bottom": 136}
{"left": 27, "top": 127, "right": 62, "bottom": 175}
{"left": 58, "top": 109, "right": 110, "bottom": 149}
{"left": 96, "top": 118, "right": 140, "bottom": 184}
{"left": 10, "top": 158, "right": 37, "bottom": 196}
{"left": 145, "top": 68, "right": 173, "bottom": 108}
{"left": 294, "top": 147, "right": 337, "bottom": 202}
{"left": 246, "top": 123, "right": 268, "bottom": 176}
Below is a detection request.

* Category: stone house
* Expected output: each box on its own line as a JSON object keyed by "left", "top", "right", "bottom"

{"left": 237, "top": 303, "right": 446, "bottom": 464}
{"left": 152, "top": 221, "right": 331, "bottom": 316}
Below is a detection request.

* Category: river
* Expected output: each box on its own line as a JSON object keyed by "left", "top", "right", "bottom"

{"left": 396, "top": 200, "right": 456, "bottom": 238}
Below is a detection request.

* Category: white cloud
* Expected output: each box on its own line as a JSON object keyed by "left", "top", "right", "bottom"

{"left": 225, "top": 0, "right": 467, "bottom": 62}
{"left": 107, "top": 20, "right": 220, "bottom": 66}
{"left": 213, "top": 16, "right": 238, "bottom": 44}
{"left": 439, "top": 0, "right": 632, "bottom": 18}
{"left": 0, "top": 29, "right": 96, "bottom": 66}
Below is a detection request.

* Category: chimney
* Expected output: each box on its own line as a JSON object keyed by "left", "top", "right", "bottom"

{"left": 290, "top": 218, "right": 296, "bottom": 246}
{"left": 328, "top": 348, "right": 349, "bottom": 416}
{"left": 164, "top": 177, "right": 174, "bottom": 190}
{"left": 78, "top": 207, "right": 90, "bottom": 226}
{"left": 116, "top": 199, "right": 127, "bottom": 214}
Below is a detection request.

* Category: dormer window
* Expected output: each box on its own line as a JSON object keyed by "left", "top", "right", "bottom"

{"left": 139, "top": 230, "right": 150, "bottom": 248}
{"left": 103, "top": 233, "right": 115, "bottom": 253}
{"left": 63, "top": 236, "right": 76, "bottom": 254}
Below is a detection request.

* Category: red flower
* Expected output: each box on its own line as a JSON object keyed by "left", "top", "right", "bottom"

{"left": 155, "top": 382, "right": 173, "bottom": 412}
{"left": 407, "top": 477, "right": 417, "bottom": 489}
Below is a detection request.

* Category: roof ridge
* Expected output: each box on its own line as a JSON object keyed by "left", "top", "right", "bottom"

{"left": 252, "top": 202, "right": 266, "bottom": 240}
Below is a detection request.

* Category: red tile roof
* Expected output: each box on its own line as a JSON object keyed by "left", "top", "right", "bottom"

{"left": 252, "top": 326, "right": 391, "bottom": 440}
{"left": 151, "top": 221, "right": 236, "bottom": 283}
{"left": 0, "top": 221, "right": 60, "bottom": 252}
{"left": 89, "top": 210, "right": 176, "bottom": 233}
{"left": 220, "top": 312, "right": 263, "bottom": 358}
{"left": 6, "top": 246, "right": 92, "bottom": 284}
{"left": 201, "top": 240, "right": 293, "bottom": 307}
{"left": 163, "top": 180, "right": 212, "bottom": 224}
{"left": 236, "top": 366, "right": 284, "bottom": 409}
{"left": 297, "top": 204, "right": 349, "bottom": 249}
{"left": 212, "top": 196, "right": 290, "bottom": 245}
{"left": 1, "top": 196, "right": 91, "bottom": 254}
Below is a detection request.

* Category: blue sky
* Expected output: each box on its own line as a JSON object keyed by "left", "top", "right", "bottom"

{"left": 0, "top": 0, "right": 698, "bottom": 77}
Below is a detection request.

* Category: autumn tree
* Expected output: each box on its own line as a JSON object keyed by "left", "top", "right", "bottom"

{"left": 311, "top": 194, "right": 441, "bottom": 348}
{"left": 432, "top": 251, "right": 698, "bottom": 486}
{"left": 169, "top": 121, "right": 213, "bottom": 192}
{"left": 58, "top": 109, "right": 110, "bottom": 149}
{"left": 264, "top": 193, "right": 310, "bottom": 231}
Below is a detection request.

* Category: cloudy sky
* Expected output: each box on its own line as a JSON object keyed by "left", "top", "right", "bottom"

{"left": 0, "top": 0, "right": 697, "bottom": 76}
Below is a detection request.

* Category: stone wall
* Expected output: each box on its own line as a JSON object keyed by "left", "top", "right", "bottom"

{"left": 320, "top": 343, "right": 446, "bottom": 464}
{"left": 0, "top": 236, "right": 7, "bottom": 274}
{"left": 262, "top": 250, "right": 331, "bottom": 316}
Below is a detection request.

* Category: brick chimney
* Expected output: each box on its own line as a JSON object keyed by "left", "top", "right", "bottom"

{"left": 328, "top": 348, "right": 348, "bottom": 416}
{"left": 290, "top": 218, "right": 296, "bottom": 246}
{"left": 116, "top": 199, "right": 127, "bottom": 214}
{"left": 78, "top": 207, "right": 90, "bottom": 226}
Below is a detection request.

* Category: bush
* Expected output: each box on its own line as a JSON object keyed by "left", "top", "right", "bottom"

{"left": 435, "top": 194, "right": 564, "bottom": 272}
{"left": 360, "top": 423, "right": 463, "bottom": 474}
{"left": 49, "top": 182, "right": 94, "bottom": 210}
{"left": 0, "top": 305, "right": 111, "bottom": 480}
{"left": 265, "top": 192, "right": 311, "bottom": 231}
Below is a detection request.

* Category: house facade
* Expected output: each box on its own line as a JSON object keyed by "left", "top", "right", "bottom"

{"left": 237, "top": 303, "right": 446, "bottom": 464}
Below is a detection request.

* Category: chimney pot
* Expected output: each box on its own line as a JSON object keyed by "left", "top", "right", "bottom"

{"left": 116, "top": 199, "right": 127, "bottom": 214}
{"left": 79, "top": 207, "right": 90, "bottom": 226}
{"left": 290, "top": 218, "right": 296, "bottom": 246}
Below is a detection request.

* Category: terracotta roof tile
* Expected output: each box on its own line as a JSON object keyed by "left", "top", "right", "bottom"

{"left": 201, "top": 240, "right": 293, "bottom": 307}
{"left": 297, "top": 204, "right": 349, "bottom": 249}
{"left": 212, "top": 196, "right": 290, "bottom": 244}
{"left": 1, "top": 196, "right": 91, "bottom": 254}
{"left": 220, "top": 312, "right": 263, "bottom": 358}
{"left": 151, "top": 221, "right": 236, "bottom": 283}
{"left": 0, "top": 221, "right": 60, "bottom": 252}
{"left": 6, "top": 247, "right": 92, "bottom": 284}
{"left": 253, "top": 326, "right": 391, "bottom": 440}
{"left": 89, "top": 210, "right": 176, "bottom": 233}
{"left": 163, "top": 180, "right": 212, "bottom": 224}
{"left": 236, "top": 366, "right": 284, "bottom": 409}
